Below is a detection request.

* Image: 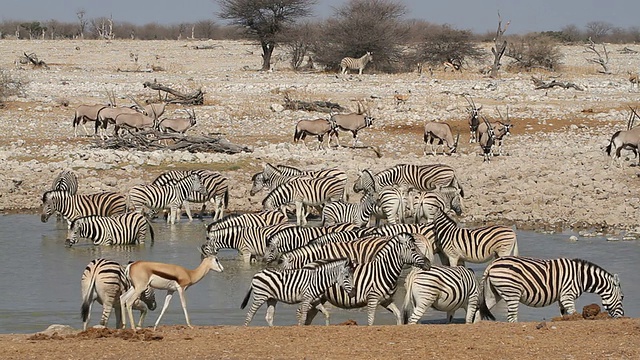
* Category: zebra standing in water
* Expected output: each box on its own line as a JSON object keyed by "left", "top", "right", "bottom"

{"left": 41, "top": 191, "right": 127, "bottom": 226}
{"left": 152, "top": 169, "right": 229, "bottom": 221}
{"left": 128, "top": 173, "right": 205, "bottom": 224}
{"left": 81, "top": 258, "right": 156, "bottom": 330}
{"left": 402, "top": 266, "right": 479, "bottom": 324}
{"left": 51, "top": 170, "right": 79, "bottom": 221}
{"left": 241, "top": 259, "right": 355, "bottom": 326}
{"left": 478, "top": 256, "right": 624, "bottom": 322}
{"left": 304, "top": 233, "right": 430, "bottom": 326}
{"left": 340, "top": 52, "right": 373, "bottom": 75}
{"left": 207, "top": 210, "right": 288, "bottom": 231}
{"left": 65, "top": 212, "right": 154, "bottom": 247}
{"left": 200, "top": 223, "right": 294, "bottom": 263}
{"left": 353, "top": 164, "right": 465, "bottom": 198}
{"left": 263, "top": 174, "right": 347, "bottom": 226}
{"left": 432, "top": 207, "right": 518, "bottom": 266}
{"left": 321, "top": 192, "right": 377, "bottom": 227}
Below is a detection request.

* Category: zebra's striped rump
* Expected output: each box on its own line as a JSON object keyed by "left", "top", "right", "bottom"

{"left": 240, "top": 258, "right": 355, "bottom": 326}
{"left": 207, "top": 210, "right": 288, "bottom": 232}
{"left": 403, "top": 266, "right": 479, "bottom": 324}
{"left": 412, "top": 186, "right": 463, "bottom": 224}
{"left": 52, "top": 170, "right": 78, "bottom": 195}
{"left": 41, "top": 190, "right": 127, "bottom": 224}
{"left": 81, "top": 258, "right": 156, "bottom": 330}
{"left": 479, "top": 256, "right": 624, "bottom": 322}
{"left": 321, "top": 191, "right": 377, "bottom": 227}
{"left": 201, "top": 224, "right": 293, "bottom": 263}
{"left": 66, "top": 212, "right": 153, "bottom": 246}
{"left": 355, "top": 164, "right": 464, "bottom": 198}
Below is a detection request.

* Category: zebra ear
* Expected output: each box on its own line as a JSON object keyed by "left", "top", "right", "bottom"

{"left": 613, "top": 274, "right": 620, "bottom": 286}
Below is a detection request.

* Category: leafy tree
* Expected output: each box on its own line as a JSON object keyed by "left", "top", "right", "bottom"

{"left": 217, "top": 0, "right": 316, "bottom": 71}
{"left": 20, "top": 22, "right": 46, "bottom": 40}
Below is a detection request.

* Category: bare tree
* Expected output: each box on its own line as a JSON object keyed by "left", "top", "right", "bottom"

{"left": 217, "top": 0, "right": 316, "bottom": 71}
{"left": 279, "top": 22, "right": 318, "bottom": 70}
{"left": 76, "top": 9, "right": 88, "bottom": 39}
{"left": 506, "top": 33, "right": 563, "bottom": 71}
{"left": 585, "top": 37, "right": 610, "bottom": 74}
{"left": 585, "top": 21, "right": 612, "bottom": 41}
{"left": 489, "top": 12, "right": 510, "bottom": 78}
{"left": 413, "top": 24, "right": 484, "bottom": 71}
{"left": 194, "top": 20, "right": 219, "bottom": 39}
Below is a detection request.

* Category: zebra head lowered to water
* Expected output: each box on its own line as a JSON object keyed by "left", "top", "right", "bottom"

{"left": 477, "top": 256, "right": 624, "bottom": 322}
{"left": 65, "top": 213, "right": 154, "bottom": 247}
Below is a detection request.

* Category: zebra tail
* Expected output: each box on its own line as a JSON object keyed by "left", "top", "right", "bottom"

{"left": 81, "top": 269, "right": 98, "bottom": 322}
{"left": 145, "top": 217, "right": 155, "bottom": 243}
{"left": 240, "top": 287, "right": 252, "bottom": 309}
{"left": 606, "top": 131, "right": 620, "bottom": 156}
{"left": 223, "top": 189, "right": 229, "bottom": 208}
{"left": 477, "top": 269, "right": 496, "bottom": 321}
{"left": 401, "top": 269, "right": 416, "bottom": 324}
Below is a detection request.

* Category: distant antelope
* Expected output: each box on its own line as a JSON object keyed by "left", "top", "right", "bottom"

{"left": 73, "top": 104, "right": 112, "bottom": 137}
{"left": 462, "top": 95, "right": 482, "bottom": 143}
{"left": 629, "top": 71, "right": 639, "bottom": 90}
{"left": 443, "top": 59, "right": 462, "bottom": 72}
{"left": 158, "top": 109, "right": 196, "bottom": 134}
{"left": 340, "top": 52, "right": 373, "bottom": 75}
{"left": 394, "top": 90, "right": 411, "bottom": 106}
{"left": 423, "top": 121, "right": 459, "bottom": 156}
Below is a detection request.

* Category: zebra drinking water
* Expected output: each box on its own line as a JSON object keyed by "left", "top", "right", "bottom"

{"left": 241, "top": 258, "right": 355, "bottom": 326}
{"left": 81, "top": 258, "right": 156, "bottom": 330}
{"left": 340, "top": 52, "right": 373, "bottom": 75}
{"left": 402, "top": 266, "right": 479, "bottom": 324}
{"left": 200, "top": 223, "right": 294, "bottom": 263}
{"left": 66, "top": 212, "right": 154, "bottom": 247}
{"left": 478, "top": 256, "right": 624, "bottom": 322}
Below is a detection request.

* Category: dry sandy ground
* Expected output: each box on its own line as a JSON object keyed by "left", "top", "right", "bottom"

{"left": 3, "top": 319, "right": 639, "bottom": 360}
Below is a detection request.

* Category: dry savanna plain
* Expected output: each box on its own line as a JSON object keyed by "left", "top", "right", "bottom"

{"left": 0, "top": 39, "right": 639, "bottom": 359}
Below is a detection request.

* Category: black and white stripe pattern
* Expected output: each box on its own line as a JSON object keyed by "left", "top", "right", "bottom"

{"left": 81, "top": 258, "right": 156, "bottom": 330}
{"left": 128, "top": 173, "right": 204, "bottom": 224}
{"left": 402, "top": 266, "right": 479, "bottom": 324}
{"left": 240, "top": 258, "right": 355, "bottom": 326}
{"left": 52, "top": 170, "right": 78, "bottom": 195}
{"left": 340, "top": 52, "right": 373, "bottom": 75}
{"left": 262, "top": 174, "right": 347, "bottom": 226}
{"left": 263, "top": 223, "right": 363, "bottom": 264}
{"left": 201, "top": 223, "right": 294, "bottom": 263}
{"left": 478, "top": 256, "right": 624, "bottom": 322}
{"left": 153, "top": 170, "right": 229, "bottom": 221}
{"left": 250, "top": 163, "right": 345, "bottom": 196}
{"left": 66, "top": 213, "right": 154, "bottom": 247}
{"left": 308, "top": 228, "right": 377, "bottom": 246}
{"left": 321, "top": 192, "right": 377, "bottom": 227}
{"left": 41, "top": 190, "right": 127, "bottom": 226}
{"left": 372, "top": 186, "right": 408, "bottom": 225}
{"left": 354, "top": 164, "right": 464, "bottom": 198}
{"left": 375, "top": 223, "right": 436, "bottom": 262}
{"left": 305, "top": 233, "right": 430, "bottom": 325}
{"left": 280, "top": 235, "right": 390, "bottom": 270}
{"left": 432, "top": 207, "right": 518, "bottom": 266}
{"left": 207, "top": 210, "right": 288, "bottom": 232}
{"left": 412, "top": 187, "right": 463, "bottom": 224}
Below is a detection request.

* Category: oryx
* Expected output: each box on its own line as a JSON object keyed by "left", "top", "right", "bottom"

{"left": 423, "top": 121, "right": 459, "bottom": 156}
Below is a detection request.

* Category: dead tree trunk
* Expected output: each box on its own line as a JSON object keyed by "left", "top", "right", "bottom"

{"left": 585, "top": 37, "right": 610, "bottom": 74}
{"left": 261, "top": 41, "right": 275, "bottom": 71}
{"left": 142, "top": 81, "right": 204, "bottom": 105}
{"left": 489, "top": 12, "right": 510, "bottom": 78}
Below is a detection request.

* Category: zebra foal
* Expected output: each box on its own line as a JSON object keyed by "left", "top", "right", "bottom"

{"left": 66, "top": 213, "right": 154, "bottom": 247}
{"left": 478, "top": 256, "right": 624, "bottom": 323}
{"left": 340, "top": 52, "right": 373, "bottom": 75}
{"left": 402, "top": 266, "right": 479, "bottom": 324}
{"left": 81, "top": 258, "right": 156, "bottom": 330}
{"left": 241, "top": 259, "right": 355, "bottom": 326}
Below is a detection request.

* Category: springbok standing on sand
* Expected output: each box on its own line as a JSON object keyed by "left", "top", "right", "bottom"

{"left": 120, "top": 251, "right": 224, "bottom": 330}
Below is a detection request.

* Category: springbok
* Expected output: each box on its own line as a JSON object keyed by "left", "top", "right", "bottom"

{"left": 628, "top": 71, "right": 639, "bottom": 90}
{"left": 73, "top": 104, "right": 111, "bottom": 137}
{"left": 158, "top": 109, "right": 197, "bottom": 134}
{"left": 462, "top": 95, "right": 482, "bottom": 143}
{"left": 293, "top": 118, "right": 336, "bottom": 150}
{"left": 423, "top": 121, "right": 459, "bottom": 156}
{"left": 394, "top": 90, "right": 411, "bottom": 106}
{"left": 328, "top": 111, "right": 374, "bottom": 147}
{"left": 120, "top": 251, "right": 224, "bottom": 331}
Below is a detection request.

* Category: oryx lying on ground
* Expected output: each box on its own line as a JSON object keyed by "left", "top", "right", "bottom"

{"left": 158, "top": 109, "right": 197, "bottom": 134}
{"left": 423, "top": 121, "right": 459, "bottom": 156}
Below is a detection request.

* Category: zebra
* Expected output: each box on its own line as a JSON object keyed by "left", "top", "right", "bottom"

{"left": 65, "top": 212, "right": 154, "bottom": 247}
{"left": 263, "top": 223, "right": 363, "bottom": 264}
{"left": 308, "top": 228, "right": 377, "bottom": 246}
{"left": 374, "top": 223, "right": 436, "bottom": 263}
{"left": 371, "top": 186, "right": 409, "bottom": 225}
{"left": 240, "top": 258, "right": 355, "bottom": 326}
{"left": 201, "top": 223, "right": 294, "bottom": 263}
{"left": 207, "top": 210, "right": 288, "bottom": 232}
{"left": 321, "top": 192, "right": 377, "bottom": 227}
{"left": 262, "top": 174, "right": 347, "bottom": 226}
{"left": 402, "top": 266, "right": 479, "bottom": 324}
{"left": 51, "top": 170, "right": 78, "bottom": 196}
{"left": 432, "top": 207, "right": 518, "bottom": 266}
{"left": 280, "top": 235, "right": 391, "bottom": 270}
{"left": 81, "top": 258, "right": 156, "bottom": 330}
{"left": 51, "top": 170, "right": 79, "bottom": 221}
{"left": 304, "top": 233, "right": 430, "bottom": 326}
{"left": 477, "top": 256, "right": 624, "bottom": 323}
{"left": 340, "top": 52, "right": 373, "bottom": 75}
{"left": 353, "top": 164, "right": 464, "bottom": 198}
{"left": 250, "top": 163, "right": 345, "bottom": 196}
{"left": 152, "top": 169, "right": 229, "bottom": 221}
{"left": 41, "top": 190, "right": 127, "bottom": 226}
{"left": 127, "top": 173, "right": 205, "bottom": 224}
{"left": 412, "top": 186, "right": 463, "bottom": 224}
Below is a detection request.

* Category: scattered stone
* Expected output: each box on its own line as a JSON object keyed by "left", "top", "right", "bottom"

{"left": 582, "top": 304, "right": 601, "bottom": 319}
{"left": 568, "top": 235, "right": 578, "bottom": 242}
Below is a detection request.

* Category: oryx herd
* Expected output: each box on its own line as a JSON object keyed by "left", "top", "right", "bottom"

{"left": 42, "top": 156, "right": 625, "bottom": 331}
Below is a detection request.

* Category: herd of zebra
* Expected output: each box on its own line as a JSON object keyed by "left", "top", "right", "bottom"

{"left": 41, "top": 161, "right": 624, "bottom": 330}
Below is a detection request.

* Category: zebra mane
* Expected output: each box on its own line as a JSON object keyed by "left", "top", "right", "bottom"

{"left": 41, "top": 189, "right": 66, "bottom": 202}
{"left": 302, "top": 258, "right": 350, "bottom": 271}
{"left": 251, "top": 172, "right": 263, "bottom": 182}
{"left": 572, "top": 258, "right": 610, "bottom": 275}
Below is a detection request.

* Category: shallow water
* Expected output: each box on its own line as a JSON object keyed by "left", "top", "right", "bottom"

{"left": 0, "top": 214, "right": 638, "bottom": 334}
